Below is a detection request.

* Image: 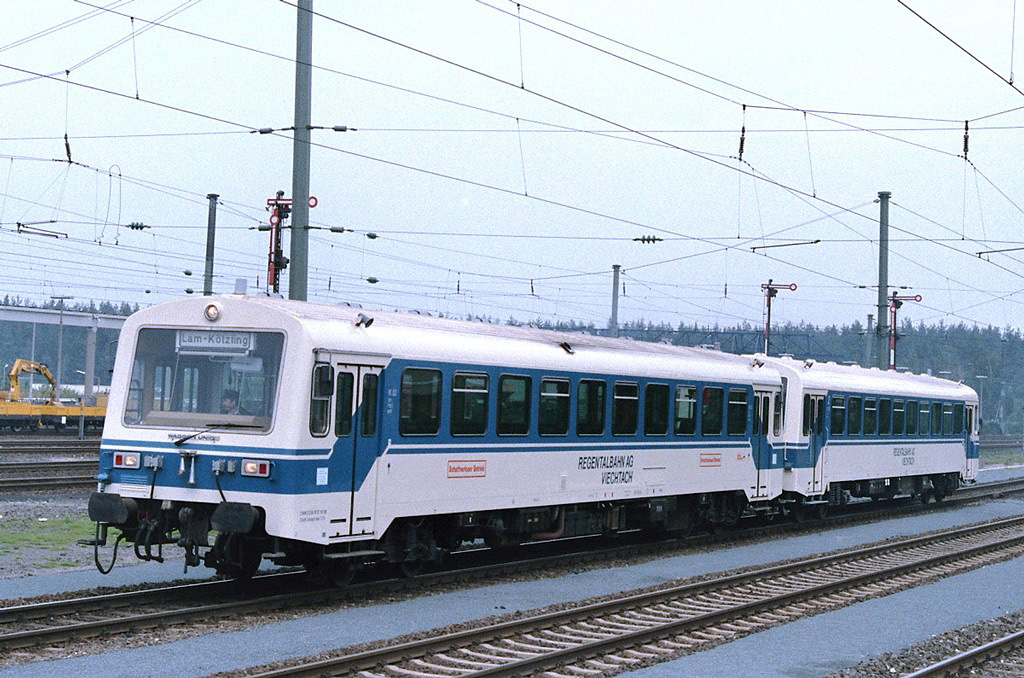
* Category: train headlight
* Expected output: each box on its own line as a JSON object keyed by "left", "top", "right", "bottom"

{"left": 241, "top": 459, "right": 271, "bottom": 477}
{"left": 204, "top": 303, "right": 221, "bottom": 321}
{"left": 113, "top": 452, "right": 141, "bottom": 469}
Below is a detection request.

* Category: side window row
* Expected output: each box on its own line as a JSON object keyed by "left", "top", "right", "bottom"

{"left": 828, "top": 396, "right": 966, "bottom": 437}
{"left": 397, "top": 368, "right": 755, "bottom": 438}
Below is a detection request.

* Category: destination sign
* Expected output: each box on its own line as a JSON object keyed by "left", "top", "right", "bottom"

{"left": 176, "top": 330, "right": 254, "bottom": 355}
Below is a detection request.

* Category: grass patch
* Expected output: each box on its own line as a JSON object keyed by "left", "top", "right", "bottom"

{"left": 0, "top": 515, "right": 95, "bottom": 556}
{"left": 981, "top": 448, "right": 1024, "bottom": 468}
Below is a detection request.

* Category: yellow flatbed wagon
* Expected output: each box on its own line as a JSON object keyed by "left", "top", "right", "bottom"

{"left": 0, "top": 360, "right": 106, "bottom": 432}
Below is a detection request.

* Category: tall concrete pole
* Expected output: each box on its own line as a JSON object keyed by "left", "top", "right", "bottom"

{"left": 203, "top": 193, "right": 219, "bottom": 296}
{"left": 610, "top": 264, "right": 621, "bottom": 338}
{"left": 289, "top": 0, "right": 313, "bottom": 301}
{"left": 876, "top": 191, "right": 891, "bottom": 370}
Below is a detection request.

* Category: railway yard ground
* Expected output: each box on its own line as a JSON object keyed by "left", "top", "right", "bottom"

{"left": 2, "top": 450, "right": 1024, "bottom": 675}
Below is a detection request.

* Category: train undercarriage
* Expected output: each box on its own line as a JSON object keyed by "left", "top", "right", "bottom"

{"left": 86, "top": 470, "right": 963, "bottom": 583}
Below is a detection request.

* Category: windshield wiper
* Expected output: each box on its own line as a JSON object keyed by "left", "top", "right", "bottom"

{"left": 173, "top": 422, "right": 262, "bottom": 447}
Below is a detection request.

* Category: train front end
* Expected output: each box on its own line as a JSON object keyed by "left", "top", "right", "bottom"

{"left": 84, "top": 295, "right": 307, "bottom": 577}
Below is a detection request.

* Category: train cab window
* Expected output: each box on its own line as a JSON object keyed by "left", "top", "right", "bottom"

{"left": 932, "top": 402, "right": 943, "bottom": 435}
{"left": 612, "top": 382, "right": 639, "bottom": 435}
{"left": 361, "top": 373, "right": 378, "bottom": 437}
{"left": 644, "top": 383, "right": 670, "bottom": 435}
{"left": 830, "top": 396, "right": 846, "bottom": 435}
{"left": 125, "top": 329, "right": 284, "bottom": 430}
{"left": 953, "top": 403, "right": 964, "bottom": 435}
{"left": 847, "top": 397, "right": 862, "bottom": 435}
{"left": 451, "top": 373, "right": 488, "bottom": 436}
{"left": 399, "top": 368, "right": 442, "bottom": 436}
{"left": 941, "top": 404, "right": 954, "bottom": 435}
{"left": 497, "top": 375, "right": 531, "bottom": 435}
{"left": 310, "top": 364, "right": 334, "bottom": 436}
{"left": 727, "top": 389, "right": 748, "bottom": 436}
{"left": 334, "top": 372, "right": 354, "bottom": 437}
{"left": 702, "top": 387, "right": 724, "bottom": 436}
{"left": 577, "top": 380, "right": 607, "bottom": 436}
{"left": 893, "top": 400, "right": 905, "bottom": 435}
{"left": 876, "top": 399, "right": 892, "bottom": 436}
{"left": 864, "top": 399, "right": 877, "bottom": 435}
{"left": 906, "top": 401, "right": 919, "bottom": 435}
{"left": 539, "top": 379, "right": 570, "bottom": 435}
{"left": 675, "top": 385, "right": 697, "bottom": 435}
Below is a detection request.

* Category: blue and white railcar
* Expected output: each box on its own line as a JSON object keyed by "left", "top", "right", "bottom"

{"left": 88, "top": 295, "right": 789, "bottom": 578}
{"left": 763, "top": 356, "right": 978, "bottom": 510}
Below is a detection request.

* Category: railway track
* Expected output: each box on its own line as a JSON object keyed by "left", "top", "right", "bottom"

{"left": 3, "top": 477, "right": 1024, "bottom": 666}
{"left": 0, "top": 459, "right": 97, "bottom": 491}
{"left": 905, "top": 628, "right": 1024, "bottom": 677}
{"left": 0, "top": 437, "right": 100, "bottom": 456}
{"left": 249, "top": 515, "right": 1024, "bottom": 677}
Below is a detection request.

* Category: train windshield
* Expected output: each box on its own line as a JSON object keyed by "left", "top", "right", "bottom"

{"left": 122, "top": 328, "right": 285, "bottom": 431}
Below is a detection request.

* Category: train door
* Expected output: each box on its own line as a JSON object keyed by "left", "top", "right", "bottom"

{"left": 809, "top": 394, "right": 825, "bottom": 493}
{"left": 753, "top": 391, "right": 772, "bottom": 497}
{"left": 333, "top": 362, "right": 384, "bottom": 536}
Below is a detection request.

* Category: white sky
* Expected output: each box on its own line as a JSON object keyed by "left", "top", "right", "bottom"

{"left": 3, "top": 1, "right": 1024, "bottom": 332}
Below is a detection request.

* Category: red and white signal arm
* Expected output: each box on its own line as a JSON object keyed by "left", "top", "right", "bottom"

{"left": 308, "top": 196, "right": 318, "bottom": 208}
{"left": 269, "top": 213, "right": 280, "bottom": 226}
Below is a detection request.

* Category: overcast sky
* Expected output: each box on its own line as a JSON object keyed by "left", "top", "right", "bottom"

{"left": 3, "top": 1, "right": 1024, "bottom": 333}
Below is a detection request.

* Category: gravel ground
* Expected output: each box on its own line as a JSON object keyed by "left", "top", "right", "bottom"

{"left": 0, "top": 490, "right": 100, "bottom": 580}
{"left": 831, "top": 609, "right": 1024, "bottom": 677}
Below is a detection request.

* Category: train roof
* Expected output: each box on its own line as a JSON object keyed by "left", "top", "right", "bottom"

{"left": 759, "top": 355, "right": 978, "bottom": 402}
{"left": 127, "top": 295, "right": 781, "bottom": 386}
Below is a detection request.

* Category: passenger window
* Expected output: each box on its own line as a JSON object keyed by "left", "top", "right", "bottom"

{"left": 612, "top": 382, "right": 639, "bottom": 435}
{"left": 864, "top": 398, "right": 877, "bottom": 435}
{"left": 451, "top": 373, "right": 488, "bottom": 436}
{"left": 361, "top": 373, "right": 378, "bottom": 436}
{"left": 942, "top": 404, "right": 953, "bottom": 435}
{"left": 399, "top": 368, "right": 442, "bottom": 435}
{"left": 879, "top": 399, "right": 891, "bottom": 435}
{"left": 334, "top": 372, "right": 354, "bottom": 436}
{"left": 803, "top": 394, "right": 812, "bottom": 436}
{"left": 727, "top": 389, "right": 748, "bottom": 436}
{"left": 644, "top": 384, "right": 669, "bottom": 435}
{"left": 773, "top": 392, "right": 784, "bottom": 436}
{"left": 932, "top": 402, "right": 943, "bottom": 435}
{"left": 497, "top": 375, "right": 531, "bottom": 435}
{"left": 310, "top": 364, "right": 333, "bottom": 436}
{"left": 577, "top": 380, "right": 606, "bottom": 435}
{"left": 907, "top": 400, "right": 919, "bottom": 435}
{"left": 702, "top": 387, "right": 724, "bottom": 436}
{"left": 539, "top": 379, "right": 570, "bottom": 435}
{"left": 830, "top": 396, "right": 846, "bottom": 435}
{"left": 675, "top": 385, "right": 697, "bottom": 435}
{"left": 847, "top": 397, "right": 862, "bottom": 435}
{"left": 918, "top": 403, "right": 930, "bottom": 436}
{"left": 893, "top": 400, "right": 905, "bottom": 435}
{"left": 953, "top": 403, "right": 964, "bottom": 435}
